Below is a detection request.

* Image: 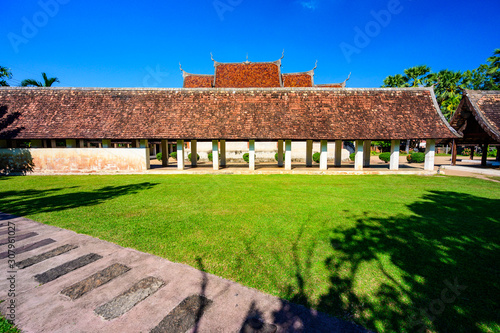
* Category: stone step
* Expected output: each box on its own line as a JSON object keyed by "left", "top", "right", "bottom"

{"left": 0, "top": 231, "right": 38, "bottom": 246}
{"left": 34, "top": 253, "right": 102, "bottom": 284}
{"left": 95, "top": 276, "right": 165, "bottom": 320}
{"left": 61, "top": 263, "right": 131, "bottom": 300}
{"left": 150, "top": 294, "right": 213, "bottom": 333}
{"left": 15, "top": 244, "right": 77, "bottom": 269}
{"left": 0, "top": 238, "right": 56, "bottom": 260}
{"left": 0, "top": 228, "right": 21, "bottom": 236}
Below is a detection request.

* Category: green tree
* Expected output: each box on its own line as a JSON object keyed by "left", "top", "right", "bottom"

{"left": 21, "top": 72, "right": 60, "bottom": 87}
{"left": 485, "top": 48, "right": 500, "bottom": 89}
{"left": 381, "top": 49, "right": 500, "bottom": 119}
{"left": 0, "top": 66, "right": 12, "bottom": 87}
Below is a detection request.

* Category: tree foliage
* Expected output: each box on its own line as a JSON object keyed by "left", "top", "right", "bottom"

{"left": 382, "top": 49, "right": 500, "bottom": 119}
{"left": 21, "top": 72, "right": 60, "bottom": 87}
{"left": 0, "top": 66, "right": 12, "bottom": 87}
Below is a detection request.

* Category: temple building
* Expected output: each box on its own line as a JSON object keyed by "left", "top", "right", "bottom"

{"left": 0, "top": 53, "right": 459, "bottom": 174}
{"left": 179, "top": 54, "right": 352, "bottom": 163}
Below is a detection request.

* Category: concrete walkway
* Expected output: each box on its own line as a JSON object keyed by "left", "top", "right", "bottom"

{"left": 0, "top": 213, "right": 370, "bottom": 333}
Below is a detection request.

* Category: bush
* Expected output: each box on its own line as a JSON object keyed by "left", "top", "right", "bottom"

{"left": 406, "top": 152, "right": 425, "bottom": 163}
{"left": 487, "top": 148, "right": 497, "bottom": 157}
{"left": 312, "top": 152, "right": 320, "bottom": 163}
{"left": 243, "top": 153, "right": 249, "bottom": 163}
{"left": 170, "top": 151, "right": 177, "bottom": 160}
{"left": 188, "top": 153, "right": 200, "bottom": 161}
{"left": 208, "top": 152, "right": 213, "bottom": 161}
{"left": 379, "top": 152, "right": 391, "bottom": 163}
{"left": 0, "top": 150, "right": 35, "bottom": 175}
{"left": 156, "top": 152, "right": 162, "bottom": 161}
{"left": 349, "top": 152, "right": 355, "bottom": 161}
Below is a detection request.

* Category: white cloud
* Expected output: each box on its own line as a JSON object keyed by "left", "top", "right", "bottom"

{"left": 298, "top": 0, "right": 319, "bottom": 10}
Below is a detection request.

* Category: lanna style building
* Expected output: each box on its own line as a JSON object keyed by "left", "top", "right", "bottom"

{"left": 0, "top": 54, "right": 461, "bottom": 173}
{"left": 0, "top": 85, "right": 459, "bottom": 173}
{"left": 449, "top": 90, "right": 500, "bottom": 166}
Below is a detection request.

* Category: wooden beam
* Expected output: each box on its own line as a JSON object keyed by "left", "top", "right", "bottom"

{"left": 451, "top": 139, "right": 457, "bottom": 166}
{"left": 481, "top": 143, "right": 488, "bottom": 167}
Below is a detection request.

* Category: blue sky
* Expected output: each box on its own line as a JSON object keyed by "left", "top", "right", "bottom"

{"left": 2, "top": 0, "right": 499, "bottom": 88}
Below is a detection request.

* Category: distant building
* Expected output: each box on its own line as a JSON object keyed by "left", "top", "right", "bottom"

{"left": 179, "top": 54, "right": 351, "bottom": 163}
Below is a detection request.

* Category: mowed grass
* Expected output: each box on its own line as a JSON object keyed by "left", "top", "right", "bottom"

{"left": 0, "top": 175, "right": 499, "bottom": 332}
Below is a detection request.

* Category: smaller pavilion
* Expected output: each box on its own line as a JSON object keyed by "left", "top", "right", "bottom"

{"left": 449, "top": 90, "right": 500, "bottom": 166}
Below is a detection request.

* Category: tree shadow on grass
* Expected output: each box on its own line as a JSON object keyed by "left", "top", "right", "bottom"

{"left": 0, "top": 182, "right": 158, "bottom": 217}
{"left": 277, "top": 190, "right": 499, "bottom": 332}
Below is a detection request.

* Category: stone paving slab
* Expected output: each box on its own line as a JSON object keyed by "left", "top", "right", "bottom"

{"left": 34, "top": 253, "right": 103, "bottom": 284}
{"left": 62, "top": 263, "right": 130, "bottom": 300}
{"left": 0, "top": 212, "right": 371, "bottom": 333}
{"left": 16, "top": 244, "right": 77, "bottom": 269}
{"left": 0, "top": 238, "right": 57, "bottom": 260}
{"left": 150, "top": 294, "right": 213, "bottom": 333}
{"left": 95, "top": 276, "right": 165, "bottom": 320}
{"left": 0, "top": 232, "right": 38, "bottom": 246}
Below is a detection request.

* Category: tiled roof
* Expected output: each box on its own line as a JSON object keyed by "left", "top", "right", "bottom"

{"left": 0, "top": 87, "right": 459, "bottom": 140}
{"left": 282, "top": 73, "right": 313, "bottom": 87}
{"left": 183, "top": 75, "right": 214, "bottom": 88}
{"left": 214, "top": 62, "right": 282, "bottom": 88}
{"left": 450, "top": 90, "right": 500, "bottom": 143}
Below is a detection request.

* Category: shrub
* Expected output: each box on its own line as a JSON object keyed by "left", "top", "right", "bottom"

{"left": 188, "top": 153, "right": 200, "bottom": 161}
{"left": 0, "top": 150, "right": 35, "bottom": 175}
{"left": 312, "top": 152, "right": 320, "bottom": 163}
{"left": 274, "top": 153, "right": 280, "bottom": 162}
{"left": 156, "top": 152, "right": 162, "bottom": 161}
{"left": 487, "top": 148, "right": 497, "bottom": 157}
{"left": 170, "top": 151, "right": 177, "bottom": 160}
{"left": 378, "top": 152, "right": 391, "bottom": 163}
{"left": 406, "top": 152, "right": 425, "bottom": 163}
{"left": 349, "top": 152, "right": 355, "bottom": 161}
{"left": 208, "top": 152, "right": 213, "bottom": 161}
{"left": 243, "top": 153, "right": 249, "bottom": 163}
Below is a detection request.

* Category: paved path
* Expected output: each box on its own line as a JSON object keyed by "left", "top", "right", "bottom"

{"left": 0, "top": 213, "right": 370, "bottom": 333}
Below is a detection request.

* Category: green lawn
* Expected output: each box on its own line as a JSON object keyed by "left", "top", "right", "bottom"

{"left": 0, "top": 175, "right": 498, "bottom": 333}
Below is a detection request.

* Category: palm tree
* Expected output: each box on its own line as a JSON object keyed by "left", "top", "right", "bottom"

{"left": 0, "top": 66, "right": 12, "bottom": 86}
{"left": 21, "top": 72, "right": 59, "bottom": 87}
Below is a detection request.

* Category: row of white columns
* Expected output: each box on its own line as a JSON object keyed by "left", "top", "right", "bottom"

{"left": 172, "top": 139, "right": 436, "bottom": 172}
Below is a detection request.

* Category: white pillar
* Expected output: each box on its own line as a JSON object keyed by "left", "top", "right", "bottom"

{"left": 249, "top": 140, "right": 255, "bottom": 171}
{"left": 151, "top": 143, "right": 157, "bottom": 155}
{"left": 306, "top": 140, "right": 313, "bottom": 167}
{"left": 177, "top": 140, "right": 185, "bottom": 170}
{"left": 390, "top": 140, "right": 400, "bottom": 170}
{"left": 354, "top": 140, "right": 364, "bottom": 170}
{"left": 212, "top": 140, "right": 219, "bottom": 170}
{"left": 51, "top": 139, "right": 57, "bottom": 148}
{"left": 78, "top": 139, "right": 85, "bottom": 148}
{"left": 285, "top": 140, "right": 292, "bottom": 170}
{"left": 424, "top": 139, "right": 436, "bottom": 171}
{"left": 220, "top": 140, "right": 226, "bottom": 167}
{"left": 161, "top": 139, "right": 169, "bottom": 166}
{"left": 278, "top": 140, "right": 284, "bottom": 167}
{"left": 363, "top": 140, "right": 371, "bottom": 167}
{"left": 102, "top": 139, "right": 111, "bottom": 148}
{"left": 334, "top": 140, "right": 342, "bottom": 167}
{"left": 320, "top": 140, "right": 328, "bottom": 170}
{"left": 191, "top": 140, "right": 197, "bottom": 167}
